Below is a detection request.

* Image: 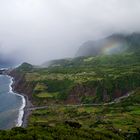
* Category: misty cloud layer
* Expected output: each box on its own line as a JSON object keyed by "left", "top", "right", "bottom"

{"left": 0, "top": 0, "right": 140, "bottom": 64}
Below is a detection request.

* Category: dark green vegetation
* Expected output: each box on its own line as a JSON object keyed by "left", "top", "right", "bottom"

{"left": 12, "top": 33, "right": 140, "bottom": 105}
{"left": 2, "top": 33, "right": 140, "bottom": 139}
{"left": 29, "top": 89, "right": 140, "bottom": 129}
{"left": 18, "top": 51, "right": 140, "bottom": 105}
{"left": 0, "top": 126, "right": 129, "bottom": 140}
{"left": 0, "top": 89, "right": 140, "bottom": 140}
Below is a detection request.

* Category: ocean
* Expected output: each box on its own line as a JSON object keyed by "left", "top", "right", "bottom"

{"left": 0, "top": 74, "right": 25, "bottom": 130}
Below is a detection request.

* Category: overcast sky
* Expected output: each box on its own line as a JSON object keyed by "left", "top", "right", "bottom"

{"left": 0, "top": 0, "right": 140, "bottom": 64}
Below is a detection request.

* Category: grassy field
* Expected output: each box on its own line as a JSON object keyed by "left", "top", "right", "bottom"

{"left": 14, "top": 52, "right": 139, "bottom": 105}
{"left": 6, "top": 51, "right": 139, "bottom": 139}
{"left": 19, "top": 52, "right": 139, "bottom": 105}
{"left": 36, "top": 92, "right": 59, "bottom": 98}
{"left": 26, "top": 89, "right": 140, "bottom": 139}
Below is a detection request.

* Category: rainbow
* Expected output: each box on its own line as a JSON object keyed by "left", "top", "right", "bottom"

{"left": 101, "top": 40, "right": 127, "bottom": 55}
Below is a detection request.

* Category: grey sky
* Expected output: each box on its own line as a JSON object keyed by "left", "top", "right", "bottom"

{"left": 0, "top": 0, "right": 140, "bottom": 64}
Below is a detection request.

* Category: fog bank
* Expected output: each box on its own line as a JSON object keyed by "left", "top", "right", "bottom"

{"left": 0, "top": 0, "right": 140, "bottom": 64}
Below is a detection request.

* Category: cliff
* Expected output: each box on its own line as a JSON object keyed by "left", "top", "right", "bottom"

{"left": 65, "top": 84, "right": 128, "bottom": 104}
{"left": 9, "top": 69, "right": 35, "bottom": 103}
{"left": 8, "top": 65, "right": 139, "bottom": 106}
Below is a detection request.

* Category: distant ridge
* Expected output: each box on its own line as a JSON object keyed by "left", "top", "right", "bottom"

{"left": 42, "top": 33, "right": 140, "bottom": 68}
{"left": 76, "top": 33, "right": 140, "bottom": 57}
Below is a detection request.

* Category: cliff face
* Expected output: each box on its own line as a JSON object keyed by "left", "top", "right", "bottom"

{"left": 65, "top": 84, "right": 128, "bottom": 104}
{"left": 9, "top": 69, "right": 129, "bottom": 105}
{"left": 66, "top": 84, "right": 96, "bottom": 104}
{"left": 0, "top": 69, "right": 5, "bottom": 74}
{"left": 9, "top": 70, "right": 35, "bottom": 101}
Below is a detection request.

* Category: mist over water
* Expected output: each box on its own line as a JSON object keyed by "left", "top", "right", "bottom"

{"left": 0, "top": 0, "right": 140, "bottom": 65}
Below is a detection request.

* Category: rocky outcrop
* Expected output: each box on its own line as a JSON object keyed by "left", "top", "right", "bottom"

{"left": 0, "top": 69, "right": 5, "bottom": 74}
{"left": 66, "top": 84, "right": 96, "bottom": 104}
{"left": 66, "top": 84, "right": 128, "bottom": 104}
{"left": 9, "top": 69, "right": 35, "bottom": 102}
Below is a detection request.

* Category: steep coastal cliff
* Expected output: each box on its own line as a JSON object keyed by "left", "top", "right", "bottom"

{"left": 9, "top": 70, "right": 34, "bottom": 102}
{"left": 8, "top": 66, "right": 139, "bottom": 106}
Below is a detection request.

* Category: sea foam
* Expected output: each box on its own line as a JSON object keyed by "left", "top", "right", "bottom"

{"left": 8, "top": 77, "right": 26, "bottom": 127}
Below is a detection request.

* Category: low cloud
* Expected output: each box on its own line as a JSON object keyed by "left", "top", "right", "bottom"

{"left": 0, "top": 0, "right": 140, "bottom": 64}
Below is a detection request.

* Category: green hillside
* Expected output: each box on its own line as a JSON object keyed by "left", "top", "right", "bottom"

{"left": 6, "top": 33, "right": 140, "bottom": 139}
{"left": 0, "top": 89, "right": 140, "bottom": 139}
{"left": 76, "top": 33, "right": 140, "bottom": 57}
{"left": 15, "top": 51, "right": 140, "bottom": 105}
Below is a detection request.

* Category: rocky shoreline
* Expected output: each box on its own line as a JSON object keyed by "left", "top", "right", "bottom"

{"left": 11, "top": 76, "right": 33, "bottom": 128}
{"left": 20, "top": 93, "right": 33, "bottom": 127}
{"left": 2, "top": 68, "right": 34, "bottom": 128}
{"left": 0, "top": 68, "right": 32, "bottom": 128}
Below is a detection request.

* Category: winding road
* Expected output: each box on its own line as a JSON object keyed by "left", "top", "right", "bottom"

{"left": 27, "top": 92, "right": 134, "bottom": 111}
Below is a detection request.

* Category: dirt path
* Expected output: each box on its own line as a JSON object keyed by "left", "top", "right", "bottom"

{"left": 27, "top": 92, "right": 134, "bottom": 111}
